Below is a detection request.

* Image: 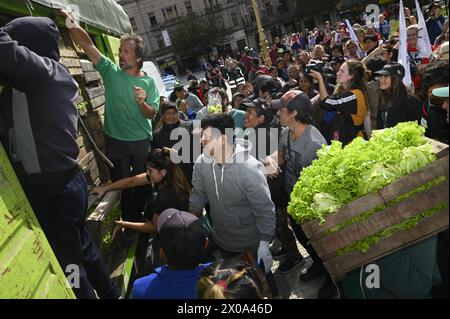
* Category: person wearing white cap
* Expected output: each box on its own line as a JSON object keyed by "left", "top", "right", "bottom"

{"left": 433, "top": 41, "right": 449, "bottom": 61}
{"left": 432, "top": 86, "right": 449, "bottom": 123}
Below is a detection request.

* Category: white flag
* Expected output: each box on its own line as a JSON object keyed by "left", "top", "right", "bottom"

{"left": 415, "top": 0, "right": 433, "bottom": 59}
{"left": 398, "top": 0, "right": 412, "bottom": 87}
{"left": 345, "top": 19, "right": 366, "bottom": 60}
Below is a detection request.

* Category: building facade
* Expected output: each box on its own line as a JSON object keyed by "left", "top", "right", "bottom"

{"left": 118, "top": 0, "right": 340, "bottom": 72}
{"left": 118, "top": 0, "right": 248, "bottom": 72}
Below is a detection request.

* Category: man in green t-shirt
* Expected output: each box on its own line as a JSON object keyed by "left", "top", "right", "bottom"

{"left": 63, "top": 10, "right": 159, "bottom": 222}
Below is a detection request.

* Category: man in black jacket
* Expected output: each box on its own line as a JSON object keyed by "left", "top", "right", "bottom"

{"left": 0, "top": 17, "right": 119, "bottom": 299}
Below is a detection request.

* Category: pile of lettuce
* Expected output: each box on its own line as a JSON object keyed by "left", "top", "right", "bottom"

{"left": 287, "top": 122, "right": 437, "bottom": 225}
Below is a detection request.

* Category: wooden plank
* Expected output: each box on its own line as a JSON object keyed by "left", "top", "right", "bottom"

{"left": 78, "top": 106, "right": 87, "bottom": 117}
{"left": 60, "top": 57, "right": 81, "bottom": 68}
{"left": 425, "top": 137, "right": 449, "bottom": 157}
{"left": 76, "top": 136, "right": 84, "bottom": 148}
{"left": 68, "top": 68, "right": 84, "bottom": 76}
{"left": 379, "top": 156, "right": 449, "bottom": 203}
{"left": 96, "top": 105, "right": 105, "bottom": 118}
{"left": 312, "top": 181, "right": 449, "bottom": 259}
{"left": 90, "top": 95, "right": 105, "bottom": 110}
{"left": 324, "top": 210, "right": 449, "bottom": 280}
{"left": 78, "top": 145, "right": 87, "bottom": 160}
{"left": 85, "top": 86, "right": 105, "bottom": 100}
{"left": 84, "top": 71, "right": 102, "bottom": 83}
{"left": 79, "top": 151, "right": 95, "bottom": 169}
{"left": 302, "top": 192, "right": 385, "bottom": 240}
{"left": 87, "top": 190, "right": 121, "bottom": 222}
{"left": 80, "top": 59, "right": 95, "bottom": 72}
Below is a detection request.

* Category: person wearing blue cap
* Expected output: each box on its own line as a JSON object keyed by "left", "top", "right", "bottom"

{"left": 130, "top": 208, "right": 211, "bottom": 299}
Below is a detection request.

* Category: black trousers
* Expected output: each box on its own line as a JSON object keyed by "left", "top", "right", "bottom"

{"left": 105, "top": 135, "right": 151, "bottom": 222}
{"left": 288, "top": 215, "right": 325, "bottom": 271}
{"left": 24, "top": 169, "right": 120, "bottom": 299}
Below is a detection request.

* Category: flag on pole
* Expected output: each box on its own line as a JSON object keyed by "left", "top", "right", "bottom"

{"left": 398, "top": 0, "right": 412, "bottom": 87}
{"left": 415, "top": 0, "right": 433, "bottom": 59}
{"left": 345, "top": 19, "right": 366, "bottom": 60}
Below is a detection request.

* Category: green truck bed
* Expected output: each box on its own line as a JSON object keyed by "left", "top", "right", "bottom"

{"left": 0, "top": 143, "right": 75, "bottom": 299}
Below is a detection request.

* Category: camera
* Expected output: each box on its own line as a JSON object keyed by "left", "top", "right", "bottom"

{"left": 304, "top": 61, "right": 325, "bottom": 74}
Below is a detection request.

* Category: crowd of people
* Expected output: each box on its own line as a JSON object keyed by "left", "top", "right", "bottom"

{"left": 0, "top": 2, "right": 448, "bottom": 300}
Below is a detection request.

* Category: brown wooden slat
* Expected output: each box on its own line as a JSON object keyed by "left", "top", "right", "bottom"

{"left": 87, "top": 190, "right": 121, "bottom": 222}
{"left": 96, "top": 105, "right": 105, "bottom": 118}
{"left": 80, "top": 60, "right": 95, "bottom": 72}
{"left": 68, "top": 68, "right": 84, "bottom": 76}
{"left": 379, "top": 156, "right": 449, "bottom": 203}
{"left": 79, "top": 151, "right": 95, "bottom": 169}
{"left": 312, "top": 181, "right": 449, "bottom": 259}
{"left": 75, "top": 136, "right": 84, "bottom": 148}
{"left": 85, "top": 86, "right": 105, "bottom": 100}
{"left": 425, "top": 137, "right": 449, "bottom": 157}
{"left": 302, "top": 192, "right": 385, "bottom": 240}
{"left": 78, "top": 146, "right": 87, "bottom": 160}
{"left": 90, "top": 95, "right": 105, "bottom": 110}
{"left": 84, "top": 71, "right": 102, "bottom": 83}
{"left": 60, "top": 57, "right": 81, "bottom": 68}
{"left": 324, "top": 210, "right": 449, "bottom": 280}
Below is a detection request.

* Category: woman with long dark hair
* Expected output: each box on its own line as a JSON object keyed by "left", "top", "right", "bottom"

{"left": 309, "top": 60, "right": 369, "bottom": 145}
{"left": 91, "top": 147, "right": 192, "bottom": 233}
{"left": 375, "top": 63, "right": 422, "bottom": 128}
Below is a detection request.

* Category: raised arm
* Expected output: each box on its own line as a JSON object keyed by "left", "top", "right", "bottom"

{"left": 57, "top": 10, "right": 101, "bottom": 65}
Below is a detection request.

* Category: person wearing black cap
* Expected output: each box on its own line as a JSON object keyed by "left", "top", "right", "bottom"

{"left": 152, "top": 102, "right": 194, "bottom": 182}
{"left": 264, "top": 91, "right": 336, "bottom": 299}
{"left": 0, "top": 17, "right": 119, "bottom": 299}
{"left": 130, "top": 208, "right": 211, "bottom": 299}
{"left": 376, "top": 63, "right": 422, "bottom": 128}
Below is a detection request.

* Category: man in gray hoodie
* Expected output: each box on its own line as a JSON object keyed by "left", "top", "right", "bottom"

{"left": 189, "top": 113, "right": 275, "bottom": 273}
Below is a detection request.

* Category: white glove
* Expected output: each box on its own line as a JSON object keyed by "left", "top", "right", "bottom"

{"left": 257, "top": 240, "right": 273, "bottom": 274}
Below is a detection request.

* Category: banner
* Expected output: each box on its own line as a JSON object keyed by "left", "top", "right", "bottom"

{"left": 398, "top": 0, "right": 412, "bottom": 87}
{"left": 415, "top": 0, "right": 433, "bottom": 59}
{"left": 345, "top": 19, "right": 366, "bottom": 59}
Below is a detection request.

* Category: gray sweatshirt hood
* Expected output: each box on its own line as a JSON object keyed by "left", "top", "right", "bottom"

{"left": 190, "top": 138, "right": 275, "bottom": 253}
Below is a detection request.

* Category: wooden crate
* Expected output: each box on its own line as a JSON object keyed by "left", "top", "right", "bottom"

{"left": 300, "top": 139, "right": 449, "bottom": 280}
{"left": 86, "top": 190, "right": 121, "bottom": 249}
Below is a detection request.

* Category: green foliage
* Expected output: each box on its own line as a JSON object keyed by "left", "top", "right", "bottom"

{"left": 170, "top": 13, "right": 224, "bottom": 58}
{"left": 288, "top": 122, "right": 436, "bottom": 225}
{"left": 77, "top": 101, "right": 87, "bottom": 111}
{"left": 101, "top": 203, "right": 122, "bottom": 250}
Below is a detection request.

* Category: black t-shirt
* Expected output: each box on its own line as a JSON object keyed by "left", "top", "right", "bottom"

{"left": 145, "top": 182, "right": 189, "bottom": 218}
